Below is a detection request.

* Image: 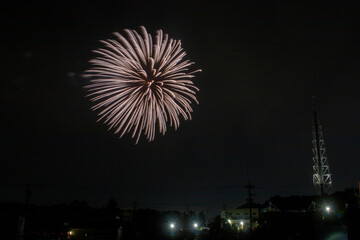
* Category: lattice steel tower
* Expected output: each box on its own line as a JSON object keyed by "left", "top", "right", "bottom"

{"left": 312, "top": 106, "right": 333, "bottom": 195}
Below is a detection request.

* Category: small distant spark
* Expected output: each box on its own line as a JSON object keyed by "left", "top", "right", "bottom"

{"left": 84, "top": 26, "right": 201, "bottom": 143}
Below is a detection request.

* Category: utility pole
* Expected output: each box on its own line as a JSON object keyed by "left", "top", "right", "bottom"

{"left": 221, "top": 204, "right": 227, "bottom": 228}
{"left": 205, "top": 205, "right": 209, "bottom": 228}
{"left": 245, "top": 181, "right": 255, "bottom": 232}
{"left": 19, "top": 184, "right": 31, "bottom": 240}
{"left": 26, "top": 184, "right": 31, "bottom": 206}
{"left": 132, "top": 201, "right": 139, "bottom": 236}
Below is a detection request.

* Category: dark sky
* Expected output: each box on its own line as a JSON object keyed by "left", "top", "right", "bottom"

{"left": 1, "top": 1, "right": 360, "bottom": 213}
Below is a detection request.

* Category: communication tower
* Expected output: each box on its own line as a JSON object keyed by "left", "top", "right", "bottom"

{"left": 312, "top": 104, "right": 333, "bottom": 195}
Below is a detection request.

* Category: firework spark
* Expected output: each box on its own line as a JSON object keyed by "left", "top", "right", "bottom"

{"left": 84, "top": 26, "right": 201, "bottom": 143}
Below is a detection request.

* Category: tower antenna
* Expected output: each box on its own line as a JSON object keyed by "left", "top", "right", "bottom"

{"left": 312, "top": 97, "right": 333, "bottom": 195}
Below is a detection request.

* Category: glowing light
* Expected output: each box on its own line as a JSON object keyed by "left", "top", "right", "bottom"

{"left": 170, "top": 223, "right": 175, "bottom": 229}
{"left": 193, "top": 223, "right": 198, "bottom": 228}
{"left": 325, "top": 206, "right": 331, "bottom": 212}
{"left": 85, "top": 26, "right": 201, "bottom": 143}
{"left": 227, "top": 219, "right": 231, "bottom": 224}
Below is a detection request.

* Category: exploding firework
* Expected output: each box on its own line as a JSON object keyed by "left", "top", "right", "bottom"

{"left": 84, "top": 26, "right": 201, "bottom": 143}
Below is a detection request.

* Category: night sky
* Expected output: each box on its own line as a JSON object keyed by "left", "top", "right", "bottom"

{"left": 2, "top": 1, "right": 360, "bottom": 213}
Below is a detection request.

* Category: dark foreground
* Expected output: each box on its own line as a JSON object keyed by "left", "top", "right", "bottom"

{"left": 1, "top": 200, "right": 359, "bottom": 240}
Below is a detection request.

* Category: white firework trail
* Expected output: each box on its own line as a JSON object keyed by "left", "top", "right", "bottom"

{"left": 84, "top": 26, "right": 201, "bottom": 143}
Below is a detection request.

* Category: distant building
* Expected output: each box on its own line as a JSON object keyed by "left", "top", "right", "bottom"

{"left": 265, "top": 195, "right": 318, "bottom": 212}
{"left": 220, "top": 204, "right": 260, "bottom": 231}
{"left": 68, "top": 227, "right": 121, "bottom": 240}
{"left": 260, "top": 201, "right": 281, "bottom": 213}
{"left": 119, "top": 208, "right": 134, "bottom": 223}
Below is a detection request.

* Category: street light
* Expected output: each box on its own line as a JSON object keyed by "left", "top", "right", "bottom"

{"left": 193, "top": 223, "right": 198, "bottom": 229}
{"left": 169, "top": 223, "right": 176, "bottom": 239}
{"left": 240, "top": 221, "right": 244, "bottom": 231}
{"left": 325, "top": 206, "right": 331, "bottom": 213}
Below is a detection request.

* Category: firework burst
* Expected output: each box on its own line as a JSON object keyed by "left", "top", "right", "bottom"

{"left": 84, "top": 26, "right": 201, "bottom": 143}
